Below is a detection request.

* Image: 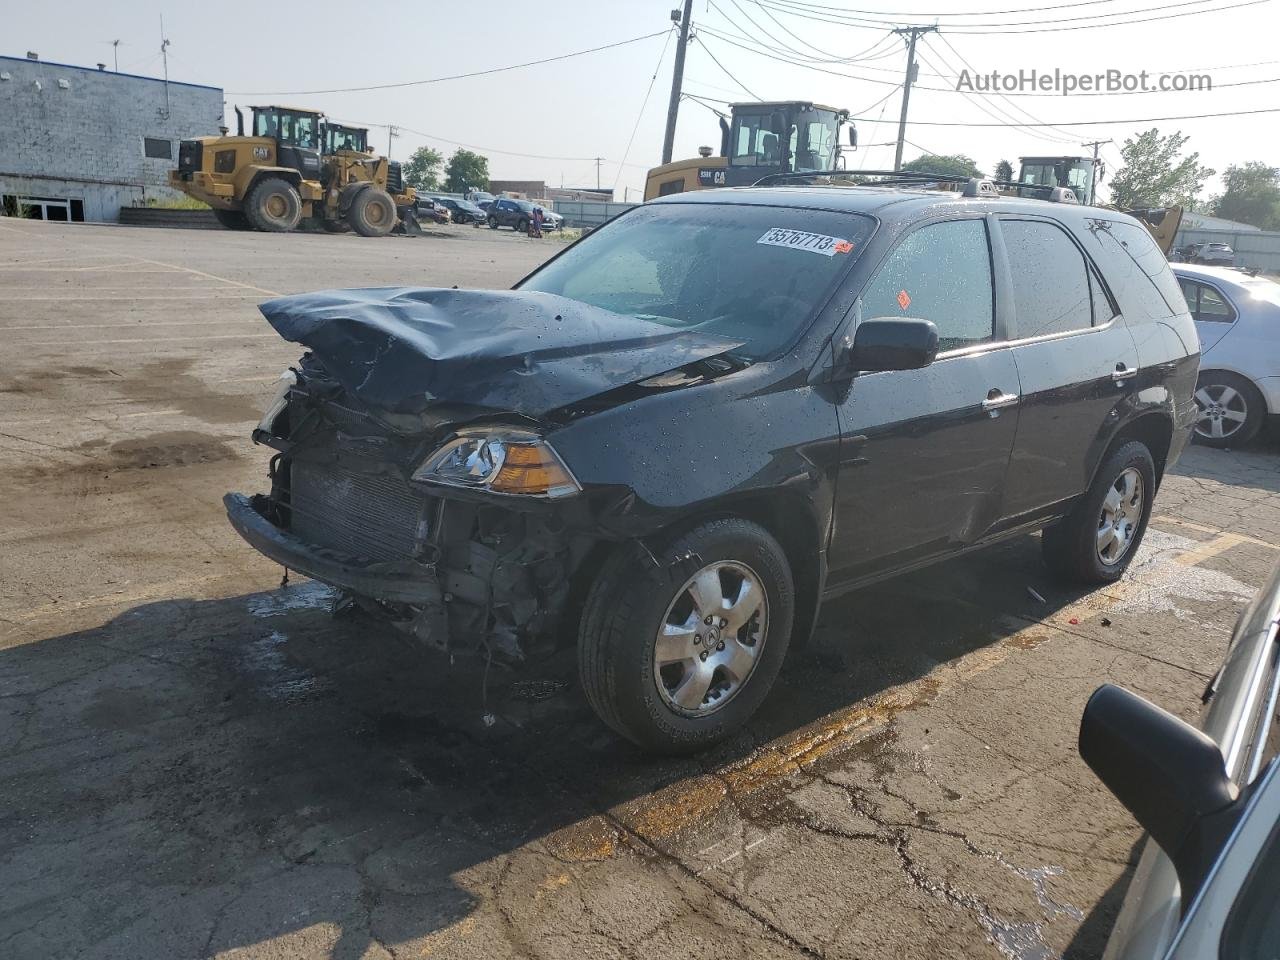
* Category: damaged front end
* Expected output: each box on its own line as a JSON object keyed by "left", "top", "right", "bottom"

{"left": 227, "top": 355, "right": 590, "bottom": 660}
{"left": 226, "top": 286, "right": 742, "bottom": 662}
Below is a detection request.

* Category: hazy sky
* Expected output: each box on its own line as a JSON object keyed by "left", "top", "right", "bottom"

{"left": 8, "top": 0, "right": 1278, "bottom": 202}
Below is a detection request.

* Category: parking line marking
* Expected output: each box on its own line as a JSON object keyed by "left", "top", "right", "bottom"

{"left": 3, "top": 295, "right": 264, "bottom": 302}
{"left": 1154, "top": 516, "right": 1277, "bottom": 551}
{"left": 16, "top": 333, "right": 279, "bottom": 346}
{"left": 6, "top": 321, "right": 264, "bottom": 330}
{"left": 130, "top": 257, "right": 283, "bottom": 298}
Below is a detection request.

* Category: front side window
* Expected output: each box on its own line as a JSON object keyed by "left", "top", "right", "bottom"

{"left": 860, "top": 219, "right": 994, "bottom": 352}
{"left": 518, "top": 203, "right": 875, "bottom": 360}
{"left": 1002, "top": 219, "right": 1094, "bottom": 338}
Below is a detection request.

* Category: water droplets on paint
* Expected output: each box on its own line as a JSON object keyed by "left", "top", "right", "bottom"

{"left": 246, "top": 580, "right": 333, "bottom": 618}
{"left": 1113, "top": 529, "right": 1254, "bottom": 622}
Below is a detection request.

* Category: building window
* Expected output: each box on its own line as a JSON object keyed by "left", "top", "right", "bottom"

{"left": 144, "top": 137, "right": 172, "bottom": 160}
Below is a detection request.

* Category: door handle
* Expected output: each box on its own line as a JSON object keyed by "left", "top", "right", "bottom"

{"left": 981, "top": 389, "right": 1020, "bottom": 415}
{"left": 1113, "top": 363, "right": 1139, "bottom": 384}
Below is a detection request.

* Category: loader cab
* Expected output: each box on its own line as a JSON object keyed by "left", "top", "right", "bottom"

{"left": 726, "top": 101, "right": 849, "bottom": 185}
{"left": 1017, "top": 156, "right": 1096, "bottom": 205}
{"left": 251, "top": 106, "right": 322, "bottom": 180}
{"left": 322, "top": 122, "right": 369, "bottom": 155}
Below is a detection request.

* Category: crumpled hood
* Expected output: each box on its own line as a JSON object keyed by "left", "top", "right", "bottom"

{"left": 259, "top": 287, "right": 742, "bottom": 418}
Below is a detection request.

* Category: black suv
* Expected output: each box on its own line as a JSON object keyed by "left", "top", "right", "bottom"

{"left": 487, "top": 197, "right": 537, "bottom": 231}
{"left": 227, "top": 185, "right": 1199, "bottom": 752}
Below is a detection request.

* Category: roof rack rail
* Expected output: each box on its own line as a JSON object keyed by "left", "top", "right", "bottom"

{"left": 750, "top": 169, "right": 1081, "bottom": 203}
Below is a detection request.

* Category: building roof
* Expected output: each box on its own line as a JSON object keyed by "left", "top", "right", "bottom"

{"left": 1180, "top": 211, "right": 1262, "bottom": 232}
{"left": 0, "top": 53, "right": 221, "bottom": 92}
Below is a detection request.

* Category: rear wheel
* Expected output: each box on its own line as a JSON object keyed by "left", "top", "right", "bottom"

{"left": 346, "top": 188, "right": 397, "bottom": 237}
{"left": 579, "top": 518, "right": 794, "bottom": 754}
{"left": 213, "top": 209, "right": 251, "bottom": 230}
{"left": 488, "top": 216, "right": 499, "bottom": 229}
{"left": 1042, "top": 440, "right": 1155, "bottom": 584}
{"left": 244, "top": 177, "right": 302, "bottom": 232}
{"left": 1193, "top": 371, "right": 1263, "bottom": 448}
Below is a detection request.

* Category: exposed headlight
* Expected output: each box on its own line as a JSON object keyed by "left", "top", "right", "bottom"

{"left": 256, "top": 369, "right": 296, "bottom": 434}
{"left": 412, "top": 429, "right": 581, "bottom": 498}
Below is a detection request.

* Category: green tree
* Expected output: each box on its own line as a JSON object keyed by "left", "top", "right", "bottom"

{"left": 403, "top": 146, "right": 444, "bottom": 191}
{"left": 1212, "top": 162, "right": 1280, "bottom": 230}
{"left": 994, "top": 159, "right": 1013, "bottom": 182}
{"left": 1108, "top": 128, "right": 1213, "bottom": 209}
{"left": 444, "top": 149, "right": 490, "bottom": 193}
{"left": 900, "top": 153, "right": 983, "bottom": 178}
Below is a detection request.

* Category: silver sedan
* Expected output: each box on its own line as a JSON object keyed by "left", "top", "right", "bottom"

{"left": 1172, "top": 264, "right": 1280, "bottom": 448}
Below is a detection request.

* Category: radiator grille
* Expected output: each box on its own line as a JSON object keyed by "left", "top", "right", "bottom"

{"left": 290, "top": 460, "right": 427, "bottom": 562}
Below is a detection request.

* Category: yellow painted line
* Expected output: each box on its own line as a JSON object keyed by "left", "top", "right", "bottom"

{"left": 131, "top": 257, "right": 283, "bottom": 298}
{"left": 1154, "top": 515, "right": 1278, "bottom": 551}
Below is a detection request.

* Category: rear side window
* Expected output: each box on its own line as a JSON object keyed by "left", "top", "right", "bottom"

{"left": 1179, "top": 278, "right": 1237, "bottom": 323}
{"left": 1001, "top": 219, "right": 1093, "bottom": 338}
{"left": 860, "top": 219, "right": 994, "bottom": 352}
{"left": 1081, "top": 219, "right": 1184, "bottom": 320}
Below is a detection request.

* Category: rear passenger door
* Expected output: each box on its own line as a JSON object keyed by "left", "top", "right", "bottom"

{"left": 996, "top": 216, "right": 1140, "bottom": 522}
{"left": 827, "top": 217, "right": 1022, "bottom": 582}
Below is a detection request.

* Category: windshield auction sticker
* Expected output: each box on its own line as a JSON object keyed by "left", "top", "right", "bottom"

{"left": 757, "top": 228, "right": 853, "bottom": 257}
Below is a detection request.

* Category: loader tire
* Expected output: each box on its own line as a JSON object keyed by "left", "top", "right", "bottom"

{"left": 213, "top": 209, "right": 252, "bottom": 230}
{"left": 346, "top": 188, "right": 397, "bottom": 237}
{"left": 244, "top": 177, "right": 302, "bottom": 232}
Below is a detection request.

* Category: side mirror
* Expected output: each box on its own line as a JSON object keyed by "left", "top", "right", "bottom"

{"left": 771, "top": 111, "right": 787, "bottom": 135}
{"left": 847, "top": 125, "right": 857, "bottom": 148}
{"left": 843, "top": 318, "right": 938, "bottom": 373}
{"left": 1080, "top": 684, "right": 1242, "bottom": 903}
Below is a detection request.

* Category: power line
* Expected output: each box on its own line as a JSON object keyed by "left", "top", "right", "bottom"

{"left": 751, "top": 0, "right": 1269, "bottom": 33}
{"left": 748, "top": 0, "right": 1168, "bottom": 18}
{"left": 614, "top": 26, "right": 678, "bottom": 190}
{"left": 693, "top": 34, "right": 762, "bottom": 100}
{"left": 849, "top": 104, "right": 1280, "bottom": 126}
{"left": 227, "top": 30, "right": 669, "bottom": 95}
{"left": 697, "top": 23, "right": 935, "bottom": 75}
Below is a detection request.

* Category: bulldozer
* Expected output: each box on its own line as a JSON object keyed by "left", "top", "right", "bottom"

{"left": 644, "top": 101, "right": 855, "bottom": 200}
{"left": 169, "top": 105, "right": 416, "bottom": 236}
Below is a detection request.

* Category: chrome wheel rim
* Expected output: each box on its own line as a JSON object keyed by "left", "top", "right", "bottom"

{"left": 1097, "top": 467, "right": 1144, "bottom": 565}
{"left": 653, "top": 560, "right": 768, "bottom": 717}
{"left": 1194, "top": 384, "right": 1248, "bottom": 440}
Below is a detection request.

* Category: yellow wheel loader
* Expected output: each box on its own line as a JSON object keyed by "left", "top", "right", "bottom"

{"left": 169, "top": 106, "right": 417, "bottom": 236}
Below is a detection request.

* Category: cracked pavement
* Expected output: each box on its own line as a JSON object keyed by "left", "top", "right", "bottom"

{"left": 2, "top": 219, "right": 1279, "bottom": 959}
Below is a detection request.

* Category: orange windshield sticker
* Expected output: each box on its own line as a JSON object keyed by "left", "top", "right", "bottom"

{"left": 833, "top": 240, "right": 854, "bottom": 254}
{"left": 897, "top": 290, "right": 911, "bottom": 310}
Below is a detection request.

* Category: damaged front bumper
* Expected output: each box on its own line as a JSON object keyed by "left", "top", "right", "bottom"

{"left": 225, "top": 492, "right": 443, "bottom": 605}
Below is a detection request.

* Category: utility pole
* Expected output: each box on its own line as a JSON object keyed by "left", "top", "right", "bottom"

{"left": 159, "top": 17, "right": 171, "bottom": 119}
{"left": 595, "top": 157, "right": 602, "bottom": 191}
{"left": 112, "top": 39, "right": 120, "bottom": 71}
{"left": 892, "top": 25, "right": 936, "bottom": 171}
{"left": 388, "top": 125, "right": 399, "bottom": 159}
{"left": 1080, "top": 138, "right": 1112, "bottom": 204}
{"left": 661, "top": 0, "right": 694, "bottom": 165}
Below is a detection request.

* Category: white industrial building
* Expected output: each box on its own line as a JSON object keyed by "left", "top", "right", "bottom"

{"left": 0, "top": 53, "right": 223, "bottom": 222}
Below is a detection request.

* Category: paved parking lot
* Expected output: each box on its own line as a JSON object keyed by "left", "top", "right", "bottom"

{"left": 2, "top": 218, "right": 1278, "bottom": 960}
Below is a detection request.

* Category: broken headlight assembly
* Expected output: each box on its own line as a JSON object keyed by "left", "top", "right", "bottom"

{"left": 256, "top": 369, "right": 297, "bottom": 436}
{"left": 412, "top": 429, "right": 582, "bottom": 498}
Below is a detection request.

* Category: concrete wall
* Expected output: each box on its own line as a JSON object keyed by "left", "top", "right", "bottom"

{"left": 1172, "top": 226, "right": 1280, "bottom": 273}
{"left": 0, "top": 55, "right": 223, "bottom": 222}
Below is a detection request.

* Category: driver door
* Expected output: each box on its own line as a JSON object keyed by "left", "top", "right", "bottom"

{"left": 826, "top": 217, "right": 1021, "bottom": 585}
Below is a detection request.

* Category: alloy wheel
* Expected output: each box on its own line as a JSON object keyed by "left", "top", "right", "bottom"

{"left": 1195, "top": 384, "right": 1248, "bottom": 441}
{"left": 1097, "top": 467, "right": 1144, "bottom": 565}
{"left": 653, "top": 560, "right": 768, "bottom": 717}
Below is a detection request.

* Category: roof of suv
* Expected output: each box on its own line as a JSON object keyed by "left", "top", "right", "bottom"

{"left": 649, "top": 184, "right": 1127, "bottom": 228}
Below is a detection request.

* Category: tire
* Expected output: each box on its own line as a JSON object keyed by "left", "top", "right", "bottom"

{"left": 488, "top": 216, "right": 499, "bottom": 230}
{"left": 516, "top": 217, "right": 529, "bottom": 233}
{"left": 346, "top": 188, "right": 397, "bottom": 237}
{"left": 244, "top": 177, "right": 302, "bottom": 232}
{"left": 1193, "top": 371, "right": 1264, "bottom": 449}
{"left": 213, "top": 208, "right": 251, "bottom": 230}
{"left": 1042, "top": 440, "right": 1156, "bottom": 584}
{"left": 579, "top": 518, "right": 795, "bottom": 754}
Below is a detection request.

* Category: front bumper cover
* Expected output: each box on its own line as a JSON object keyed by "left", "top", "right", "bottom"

{"left": 224, "top": 492, "right": 442, "bottom": 605}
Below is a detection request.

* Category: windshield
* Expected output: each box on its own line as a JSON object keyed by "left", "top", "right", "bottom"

{"left": 517, "top": 203, "right": 874, "bottom": 359}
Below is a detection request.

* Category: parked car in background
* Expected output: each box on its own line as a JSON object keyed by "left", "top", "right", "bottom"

{"left": 534, "top": 204, "right": 563, "bottom": 231}
{"left": 487, "top": 197, "right": 538, "bottom": 231}
{"left": 1186, "top": 242, "right": 1236, "bottom": 266}
{"left": 465, "top": 190, "right": 495, "bottom": 207}
{"left": 227, "top": 186, "right": 1198, "bottom": 752}
{"left": 433, "top": 197, "right": 487, "bottom": 225}
{"left": 1082, "top": 556, "right": 1280, "bottom": 959}
{"left": 413, "top": 197, "right": 451, "bottom": 225}
{"left": 1173, "top": 264, "right": 1280, "bottom": 447}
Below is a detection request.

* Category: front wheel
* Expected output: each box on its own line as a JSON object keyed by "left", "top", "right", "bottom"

{"left": 1194, "top": 372, "right": 1263, "bottom": 448}
{"left": 244, "top": 177, "right": 302, "bottom": 232}
{"left": 578, "top": 518, "right": 794, "bottom": 754}
{"left": 346, "top": 188, "right": 397, "bottom": 237}
{"left": 1042, "top": 440, "right": 1155, "bottom": 584}
{"left": 488, "top": 216, "right": 499, "bottom": 230}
